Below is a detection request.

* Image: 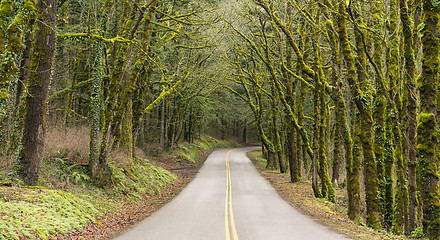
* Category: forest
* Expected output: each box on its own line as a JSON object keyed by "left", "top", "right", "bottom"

{"left": 1, "top": 0, "right": 440, "bottom": 239}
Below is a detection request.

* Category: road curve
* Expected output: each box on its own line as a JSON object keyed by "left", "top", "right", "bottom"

{"left": 114, "top": 148, "right": 351, "bottom": 240}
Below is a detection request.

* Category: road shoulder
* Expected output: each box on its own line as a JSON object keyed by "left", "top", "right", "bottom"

{"left": 246, "top": 151, "right": 406, "bottom": 240}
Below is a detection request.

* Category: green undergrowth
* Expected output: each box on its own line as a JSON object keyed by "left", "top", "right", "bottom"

{"left": 247, "top": 150, "right": 266, "bottom": 166}
{"left": 109, "top": 157, "right": 176, "bottom": 198}
{"left": 0, "top": 156, "right": 177, "bottom": 239}
{"left": 176, "top": 135, "right": 236, "bottom": 163}
{"left": 0, "top": 186, "right": 117, "bottom": 239}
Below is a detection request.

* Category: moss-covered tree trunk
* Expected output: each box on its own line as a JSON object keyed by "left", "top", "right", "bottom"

{"left": 270, "top": 91, "right": 284, "bottom": 172}
{"left": 313, "top": 27, "right": 335, "bottom": 201}
{"left": 318, "top": 78, "right": 333, "bottom": 201}
{"left": 285, "top": 81, "right": 299, "bottom": 182}
{"left": 0, "top": 0, "right": 13, "bottom": 56}
{"left": 400, "top": 0, "right": 418, "bottom": 232}
{"left": 332, "top": 116, "right": 341, "bottom": 186}
{"left": 418, "top": 0, "right": 440, "bottom": 238}
{"left": 0, "top": 0, "right": 35, "bottom": 100}
{"left": 369, "top": 0, "right": 387, "bottom": 225}
{"left": 89, "top": 41, "right": 103, "bottom": 179}
{"left": 98, "top": 0, "right": 136, "bottom": 181}
{"left": 88, "top": 0, "right": 112, "bottom": 180}
{"left": 297, "top": 81, "right": 306, "bottom": 175}
{"left": 297, "top": 35, "right": 309, "bottom": 177}
{"left": 0, "top": 0, "right": 35, "bottom": 155}
{"left": 18, "top": 0, "right": 57, "bottom": 185}
{"left": 338, "top": 1, "right": 380, "bottom": 229}
{"left": 383, "top": 104, "right": 395, "bottom": 229}
{"left": 284, "top": 35, "right": 300, "bottom": 183}
{"left": 321, "top": 2, "right": 344, "bottom": 188}
{"left": 6, "top": 19, "right": 34, "bottom": 156}
{"left": 322, "top": 0, "right": 359, "bottom": 221}
{"left": 311, "top": 34, "right": 319, "bottom": 195}
{"left": 386, "top": 0, "right": 410, "bottom": 233}
{"left": 312, "top": 84, "right": 321, "bottom": 198}
{"left": 350, "top": 109, "right": 362, "bottom": 223}
{"left": 389, "top": 28, "right": 408, "bottom": 236}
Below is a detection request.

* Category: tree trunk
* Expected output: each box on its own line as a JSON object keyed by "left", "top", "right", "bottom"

{"left": 18, "top": 0, "right": 57, "bottom": 185}
{"left": 242, "top": 119, "right": 247, "bottom": 143}
{"left": 89, "top": 42, "right": 103, "bottom": 179}
{"left": 332, "top": 120, "right": 340, "bottom": 186}
{"left": 350, "top": 109, "right": 362, "bottom": 223}
{"left": 400, "top": 0, "right": 418, "bottom": 232}
{"left": 315, "top": 41, "right": 335, "bottom": 202}
{"left": 338, "top": 2, "right": 380, "bottom": 228}
{"left": 370, "top": 0, "right": 387, "bottom": 225}
{"left": 312, "top": 79, "right": 321, "bottom": 198}
{"left": 418, "top": 1, "right": 440, "bottom": 238}
{"left": 7, "top": 23, "right": 33, "bottom": 156}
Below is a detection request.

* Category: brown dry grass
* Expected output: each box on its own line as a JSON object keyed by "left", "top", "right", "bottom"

{"left": 45, "top": 127, "right": 90, "bottom": 164}
{"left": 247, "top": 151, "right": 409, "bottom": 240}
{"left": 45, "top": 127, "right": 147, "bottom": 166}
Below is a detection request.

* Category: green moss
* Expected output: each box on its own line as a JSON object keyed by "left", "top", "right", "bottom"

{"left": 109, "top": 157, "right": 176, "bottom": 198}
{"left": 0, "top": 187, "right": 116, "bottom": 239}
{"left": 0, "top": 0, "right": 13, "bottom": 14}
{"left": 418, "top": 2, "right": 440, "bottom": 237}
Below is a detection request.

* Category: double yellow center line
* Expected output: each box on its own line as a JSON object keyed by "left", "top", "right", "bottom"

{"left": 225, "top": 149, "right": 239, "bottom": 240}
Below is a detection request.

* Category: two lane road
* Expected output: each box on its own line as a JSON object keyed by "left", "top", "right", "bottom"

{"left": 115, "top": 148, "right": 350, "bottom": 240}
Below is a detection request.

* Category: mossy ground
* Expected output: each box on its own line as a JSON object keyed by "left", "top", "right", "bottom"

{"left": 176, "top": 135, "right": 237, "bottom": 163}
{"left": 0, "top": 135, "right": 235, "bottom": 239}
{"left": 0, "top": 186, "right": 117, "bottom": 239}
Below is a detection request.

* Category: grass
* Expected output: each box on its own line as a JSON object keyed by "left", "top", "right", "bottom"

{"left": 175, "top": 135, "right": 236, "bottom": 163}
{"left": 0, "top": 154, "right": 176, "bottom": 239}
{"left": 109, "top": 157, "right": 177, "bottom": 198}
{"left": 0, "top": 185, "right": 118, "bottom": 239}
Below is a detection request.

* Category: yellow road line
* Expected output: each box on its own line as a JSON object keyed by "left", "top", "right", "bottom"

{"left": 225, "top": 149, "right": 239, "bottom": 240}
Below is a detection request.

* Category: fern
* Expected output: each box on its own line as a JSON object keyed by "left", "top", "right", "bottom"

{"left": 0, "top": 188, "right": 115, "bottom": 239}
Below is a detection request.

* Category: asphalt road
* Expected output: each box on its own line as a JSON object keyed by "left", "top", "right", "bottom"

{"left": 114, "top": 148, "right": 351, "bottom": 240}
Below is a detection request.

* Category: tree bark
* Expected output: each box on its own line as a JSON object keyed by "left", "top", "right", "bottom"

{"left": 18, "top": 0, "right": 57, "bottom": 185}
{"left": 418, "top": 1, "right": 440, "bottom": 238}
{"left": 89, "top": 42, "right": 103, "bottom": 179}
{"left": 400, "top": 0, "right": 417, "bottom": 232}
{"left": 338, "top": 2, "right": 380, "bottom": 228}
